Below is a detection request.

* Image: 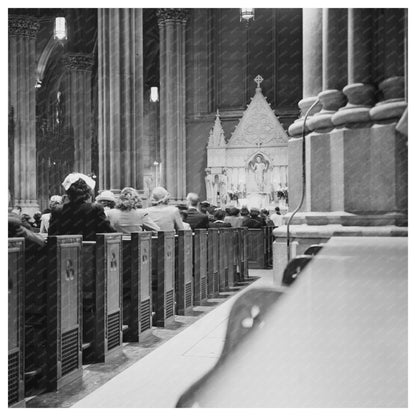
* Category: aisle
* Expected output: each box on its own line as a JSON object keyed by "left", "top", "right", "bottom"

{"left": 72, "top": 269, "right": 274, "bottom": 408}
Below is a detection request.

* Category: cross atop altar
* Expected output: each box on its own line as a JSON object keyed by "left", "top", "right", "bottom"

{"left": 254, "top": 74, "right": 264, "bottom": 88}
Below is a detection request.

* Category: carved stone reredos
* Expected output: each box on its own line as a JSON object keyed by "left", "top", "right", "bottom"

{"left": 227, "top": 86, "right": 288, "bottom": 147}
{"left": 207, "top": 109, "right": 226, "bottom": 148}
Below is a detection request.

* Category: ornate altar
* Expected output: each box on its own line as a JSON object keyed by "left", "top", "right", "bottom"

{"left": 206, "top": 75, "right": 288, "bottom": 209}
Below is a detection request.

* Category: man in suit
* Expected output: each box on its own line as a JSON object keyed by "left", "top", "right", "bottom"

{"left": 186, "top": 193, "right": 209, "bottom": 230}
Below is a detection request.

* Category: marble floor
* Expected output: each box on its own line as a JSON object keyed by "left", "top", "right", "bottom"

{"left": 26, "top": 269, "right": 275, "bottom": 408}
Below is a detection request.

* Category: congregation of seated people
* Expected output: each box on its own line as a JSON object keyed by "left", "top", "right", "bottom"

{"left": 9, "top": 172, "right": 282, "bottom": 246}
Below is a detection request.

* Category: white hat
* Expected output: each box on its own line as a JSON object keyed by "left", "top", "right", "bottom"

{"left": 150, "top": 187, "right": 170, "bottom": 205}
{"left": 96, "top": 190, "right": 116, "bottom": 203}
{"left": 62, "top": 173, "right": 96, "bottom": 191}
{"left": 50, "top": 195, "right": 63, "bottom": 204}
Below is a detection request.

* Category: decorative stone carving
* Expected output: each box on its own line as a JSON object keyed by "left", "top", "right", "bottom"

{"left": 370, "top": 76, "right": 407, "bottom": 122}
{"left": 207, "top": 109, "right": 226, "bottom": 147}
{"left": 157, "top": 8, "right": 190, "bottom": 24}
{"left": 63, "top": 53, "right": 94, "bottom": 71}
{"left": 204, "top": 168, "right": 214, "bottom": 201}
{"left": 8, "top": 14, "right": 39, "bottom": 38}
{"left": 307, "top": 89, "right": 346, "bottom": 132}
{"left": 288, "top": 97, "right": 322, "bottom": 137}
{"left": 332, "top": 83, "right": 376, "bottom": 127}
{"left": 228, "top": 76, "right": 287, "bottom": 147}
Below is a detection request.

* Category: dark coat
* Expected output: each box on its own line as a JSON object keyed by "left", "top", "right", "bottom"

{"left": 208, "top": 221, "right": 232, "bottom": 228}
{"left": 186, "top": 208, "right": 210, "bottom": 230}
{"left": 49, "top": 201, "right": 116, "bottom": 241}
{"left": 242, "top": 217, "right": 263, "bottom": 229}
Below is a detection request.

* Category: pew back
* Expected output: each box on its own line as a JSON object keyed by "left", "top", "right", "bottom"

{"left": 238, "top": 227, "right": 249, "bottom": 280}
{"left": 207, "top": 228, "right": 219, "bottom": 297}
{"left": 47, "top": 235, "right": 83, "bottom": 391}
{"left": 193, "top": 229, "right": 208, "bottom": 305}
{"left": 152, "top": 231, "right": 176, "bottom": 327}
{"left": 247, "top": 228, "right": 268, "bottom": 269}
{"left": 122, "top": 232, "right": 153, "bottom": 341}
{"left": 82, "top": 233, "right": 123, "bottom": 363}
{"left": 8, "top": 238, "right": 25, "bottom": 407}
{"left": 224, "top": 228, "right": 235, "bottom": 288}
{"left": 218, "top": 229, "right": 228, "bottom": 291}
{"left": 175, "top": 230, "right": 194, "bottom": 315}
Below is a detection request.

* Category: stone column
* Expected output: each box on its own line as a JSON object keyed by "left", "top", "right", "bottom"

{"left": 370, "top": 9, "right": 406, "bottom": 123}
{"left": 63, "top": 53, "right": 94, "bottom": 174}
{"left": 288, "top": 8, "right": 323, "bottom": 138}
{"left": 9, "top": 14, "right": 40, "bottom": 214}
{"left": 157, "top": 8, "right": 189, "bottom": 200}
{"left": 307, "top": 9, "right": 348, "bottom": 132}
{"left": 97, "top": 9, "right": 144, "bottom": 192}
{"left": 332, "top": 9, "right": 376, "bottom": 127}
{"left": 287, "top": 9, "right": 323, "bottom": 214}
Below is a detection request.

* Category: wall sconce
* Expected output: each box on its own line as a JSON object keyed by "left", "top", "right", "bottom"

{"left": 54, "top": 16, "right": 67, "bottom": 41}
{"left": 150, "top": 86, "right": 159, "bottom": 103}
{"left": 240, "top": 8, "right": 255, "bottom": 24}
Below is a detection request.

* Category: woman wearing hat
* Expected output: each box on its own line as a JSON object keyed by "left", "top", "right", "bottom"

{"left": 146, "top": 186, "right": 184, "bottom": 231}
{"left": 40, "top": 195, "right": 62, "bottom": 233}
{"left": 96, "top": 190, "right": 117, "bottom": 216}
{"left": 48, "top": 173, "right": 115, "bottom": 241}
{"left": 107, "top": 187, "right": 160, "bottom": 234}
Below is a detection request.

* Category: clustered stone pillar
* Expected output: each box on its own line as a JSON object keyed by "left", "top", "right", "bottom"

{"left": 288, "top": 9, "right": 323, "bottom": 215}
{"left": 287, "top": 8, "right": 407, "bottom": 225}
{"left": 9, "top": 14, "right": 40, "bottom": 214}
{"left": 308, "top": 8, "right": 348, "bottom": 132}
{"left": 97, "top": 9, "right": 144, "bottom": 192}
{"left": 157, "top": 8, "right": 189, "bottom": 200}
{"left": 62, "top": 53, "right": 94, "bottom": 175}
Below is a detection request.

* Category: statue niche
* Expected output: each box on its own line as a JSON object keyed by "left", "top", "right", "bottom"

{"left": 248, "top": 153, "right": 270, "bottom": 192}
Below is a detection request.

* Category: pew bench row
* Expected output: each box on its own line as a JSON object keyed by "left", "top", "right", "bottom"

{"left": 8, "top": 226, "right": 273, "bottom": 406}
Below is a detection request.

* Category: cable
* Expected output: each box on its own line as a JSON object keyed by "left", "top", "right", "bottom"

{"left": 286, "top": 98, "right": 320, "bottom": 262}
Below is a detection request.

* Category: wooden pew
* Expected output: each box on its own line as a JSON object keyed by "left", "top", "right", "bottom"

{"left": 175, "top": 230, "right": 194, "bottom": 315}
{"left": 152, "top": 231, "right": 176, "bottom": 327}
{"left": 266, "top": 225, "right": 274, "bottom": 267}
{"left": 193, "top": 229, "right": 208, "bottom": 305}
{"left": 247, "top": 228, "right": 268, "bottom": 269}
{"left": 218, "top": 228, "right": 228, "bottom": 291}
{"left": 122, "top": 232, "right": 153, "bottom": 342}
{"left": 46, "top": 235, "right": 83, "bottom": 391}
{"left": 8, "top": 238, "right": 25, "bottom": 407}
{"left": 81, "top": 233, "right": 123, "bottom": 363}
{"left": 224, "top": 228, "right": 235, "bottom": 288}
{"left": 23, "top": 241, "right": 48, "bottom": 395}
{"left": 231, "top": 228, "right": 240, "bottom": 283}
{"left": 207, "top": 228, "right": 219, "bottom": 298}
{"left": 238, "top": 227, "right": 249, "bottom": 281}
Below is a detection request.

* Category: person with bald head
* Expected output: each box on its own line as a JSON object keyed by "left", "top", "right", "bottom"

{"left": 185, "top": 192, "right": 209, "bottom": 230}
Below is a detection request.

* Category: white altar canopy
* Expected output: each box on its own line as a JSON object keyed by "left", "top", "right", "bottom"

{"left": 206, "top": 76, "right": 288, "bottom": 209}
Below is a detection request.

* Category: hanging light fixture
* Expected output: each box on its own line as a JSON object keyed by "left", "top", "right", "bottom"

{"left": 240, "top": 8, "right": 255, "bottom": 24}
{"left": 54, "top": 16, "right": 67, "bottom": 41}
{"left": 150, "top": 86, "right": 159, "bottom": 103}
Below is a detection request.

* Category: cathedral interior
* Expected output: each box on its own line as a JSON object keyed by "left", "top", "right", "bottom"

{"left": 8, "top": 7, "right": 408, "bottom": 409}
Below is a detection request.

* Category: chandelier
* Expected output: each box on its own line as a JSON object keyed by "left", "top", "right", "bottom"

{"left": 240, "top": 8, "right": 255, "bottom": 24}
{"left": 54, "top": 16, "right": 67, "bottom": 41}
